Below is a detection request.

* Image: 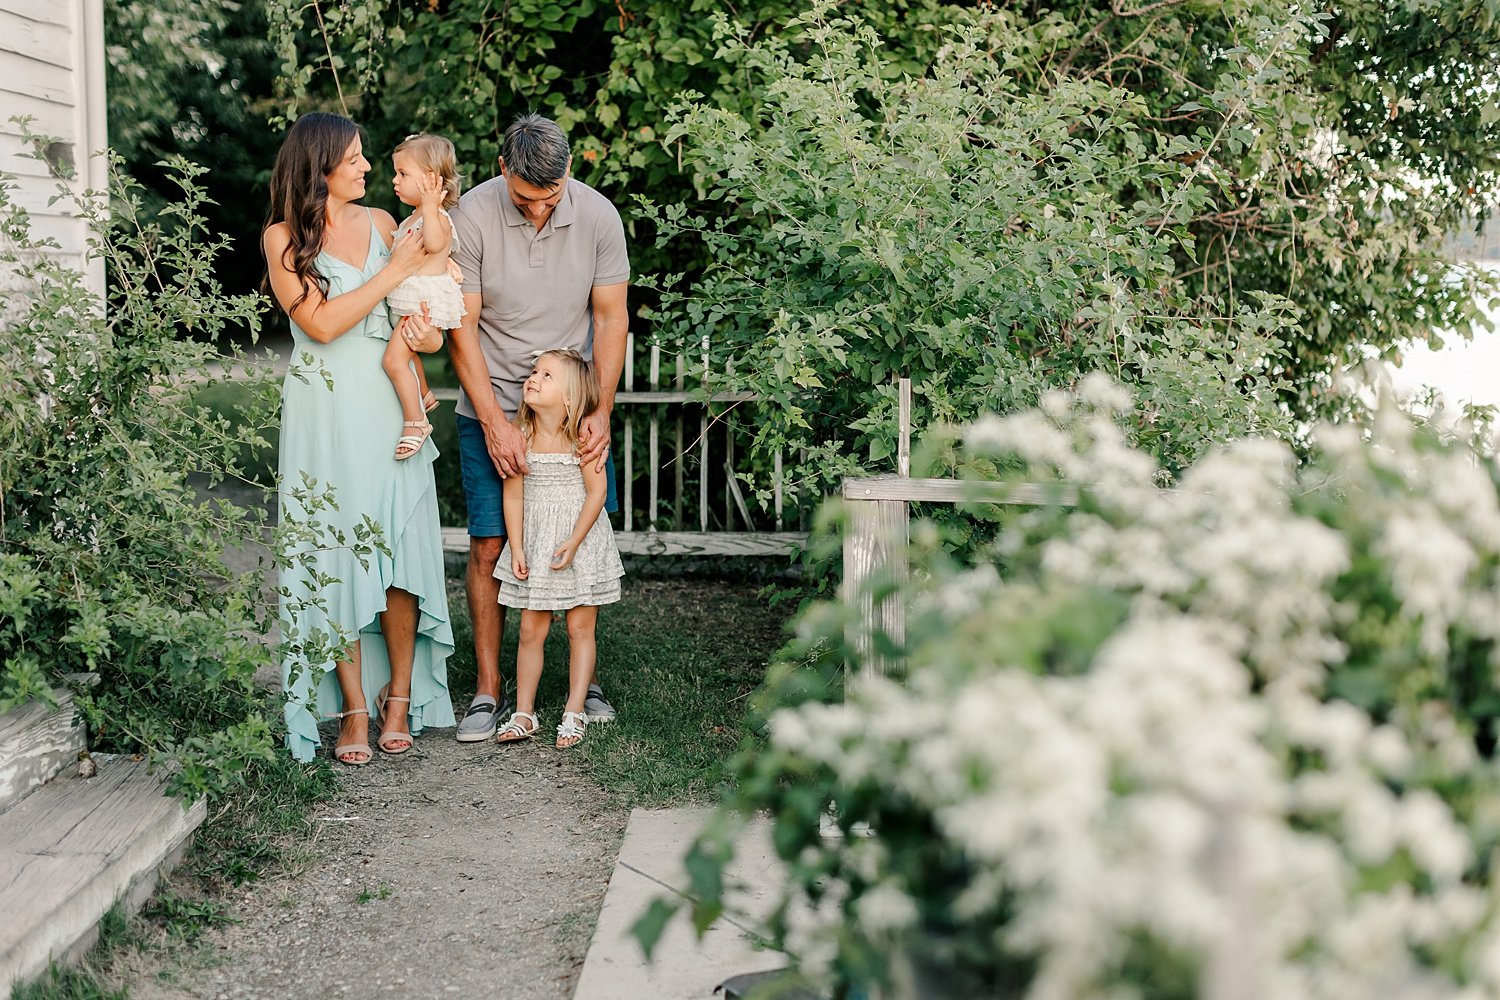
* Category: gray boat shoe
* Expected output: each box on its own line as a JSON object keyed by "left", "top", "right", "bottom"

{"left": 456, "top": 694, "right": 508, "bottom": 742}
{"left": 583, "top": 683, "right": 616, "bottom": 724}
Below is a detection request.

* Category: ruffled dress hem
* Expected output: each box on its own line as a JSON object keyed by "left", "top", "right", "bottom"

{"left": 281, "top": 464, "right": 457, "bottom": 761}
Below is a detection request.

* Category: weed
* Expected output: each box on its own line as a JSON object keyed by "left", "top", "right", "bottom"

{"left": 140, "top": 892, "right": 236, "bottom": 943}
{"left": 8, "top": 966, "right": 128, "bottom": 1000}
{"left": 189, "top": 745, "right": 337, "bottom": 890}
{"left": 355, "top": 884, "right": 392, "bottom": 905}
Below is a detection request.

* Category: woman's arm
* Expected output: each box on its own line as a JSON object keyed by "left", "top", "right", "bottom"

{"left": 262, "top": 220, "right": 429, "bottom": 343}
{"left": 551, "top": 460, "right": 609, "bottom": 571}
{"left": 503, "top": 473, "right": 528, "bottom": 579}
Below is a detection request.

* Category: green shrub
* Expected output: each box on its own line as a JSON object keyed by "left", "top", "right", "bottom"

{"left": 640, "top": 6, "right": 1313, "bottom": 514}
{"left": 267, "top": 0, "right": 1500, "bottom": 436}
{"left": 0, "top": 127, "right": 282, "bottom": 798}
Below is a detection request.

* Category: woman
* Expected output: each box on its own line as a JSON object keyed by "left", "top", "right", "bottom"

{"left": 263, "top": 112, "right": 456, "bottom": 764}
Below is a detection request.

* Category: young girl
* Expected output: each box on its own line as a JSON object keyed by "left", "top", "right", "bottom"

{"left": 384, "top": 132, "right": 466, "bottom": 460}
{"left": 492, "top": 350, "right": 625, "bottom": 749}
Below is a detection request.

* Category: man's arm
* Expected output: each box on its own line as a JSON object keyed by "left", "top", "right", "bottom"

{"left": 448, "top": 290, "right": 529, "bottom": 477}
{"left": 579, "top": 280, "right": 628, "bottom": 471}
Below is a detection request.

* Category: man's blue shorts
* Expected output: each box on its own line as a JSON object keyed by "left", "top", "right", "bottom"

{"left": 456, "top": 413, "right": 619, "bottom": 538}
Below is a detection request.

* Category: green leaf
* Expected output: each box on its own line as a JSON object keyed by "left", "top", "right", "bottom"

{"left": 630, "top": 897, "right": 680, "bottom": 958}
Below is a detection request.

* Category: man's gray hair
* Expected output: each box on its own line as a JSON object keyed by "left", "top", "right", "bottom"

{"left": 501, "top": 114, "right": 571, "bottom": 187}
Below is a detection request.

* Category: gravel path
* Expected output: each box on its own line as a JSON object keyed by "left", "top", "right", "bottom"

{"left": 115, "top": 477, "right": 634, "bottom": 1000}
{"left": 126, "top": 733, "right": 629, "bottom": 1000}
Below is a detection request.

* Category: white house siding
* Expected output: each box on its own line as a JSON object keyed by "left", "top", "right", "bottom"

{"left": 0, "top": 0, "right": 107, "bottom": 297}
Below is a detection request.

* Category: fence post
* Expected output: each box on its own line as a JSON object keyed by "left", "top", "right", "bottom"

{"left": 842, "top": 487, "right": 908, "bottom": 675}
{"left": 842, "top": 379, "right": 913, "bottom": 675}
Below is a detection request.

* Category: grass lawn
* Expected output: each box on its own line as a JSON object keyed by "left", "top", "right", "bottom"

{"left": 444, "top": 574, "right": 797, "bottom": 806}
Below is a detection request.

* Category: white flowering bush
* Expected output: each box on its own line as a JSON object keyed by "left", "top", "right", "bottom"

{"left": 650, "top": 378, "right": 1500, "bottom": 999}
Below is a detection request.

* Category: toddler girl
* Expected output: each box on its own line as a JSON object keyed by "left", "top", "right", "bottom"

{"left": 492, "top": 350, "right": 624, "bottom": 749}
{"left": 385, "top": 132, "right": 466, "bottom": 459}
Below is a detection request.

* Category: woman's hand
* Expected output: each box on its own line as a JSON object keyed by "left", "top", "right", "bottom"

{"left": 550, "top": 539, "right": 580, "bottom": 572}
{"left": 397, "top": 305, "right": 444, "bottom": 353}
{"left": 512, "top": 548, "right": 529, "bottom": 580}
{"left": 387, "top": 229, "right": 432, "bottom": 279}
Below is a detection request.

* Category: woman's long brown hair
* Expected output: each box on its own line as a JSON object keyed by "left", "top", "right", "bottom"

{"left": 262, "top": 112, "right": 360, "bottom": 313}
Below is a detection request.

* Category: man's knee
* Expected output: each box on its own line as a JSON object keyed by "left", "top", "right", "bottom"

{"left": 470, "top": 536, "right": 503, "bottom": 570}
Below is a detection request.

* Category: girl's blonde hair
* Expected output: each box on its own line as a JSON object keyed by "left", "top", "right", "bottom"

{"left": 516, "top": 349, "right": 600, "bottom": 448}
{"left": 394, "top": 132, "right": 461, "bottom": 209}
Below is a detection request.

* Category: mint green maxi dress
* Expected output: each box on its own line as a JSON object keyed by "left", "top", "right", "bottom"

{"left": 277, "top": 211, "right": 456, "bottom": 761}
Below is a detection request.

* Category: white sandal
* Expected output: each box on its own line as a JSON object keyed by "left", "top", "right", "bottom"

{"left": 330, "top": 706, "right": 372, "bottom": 766}
{"left": 496, "top": 711, "right": 539, "bottom": 744}
{"left": 394, "top": 420, "right": 432, "bottom": 461}
{"left": 556, "top": 710, "right": 587, "bottom": 749}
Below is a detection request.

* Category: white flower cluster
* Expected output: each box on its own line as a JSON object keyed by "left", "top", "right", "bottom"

{"left": 764, "top": 386, "right": 1500, "bottom": 999}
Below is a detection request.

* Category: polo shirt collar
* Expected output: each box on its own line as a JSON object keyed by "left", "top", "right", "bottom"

{"left": 500, "top": 176, "right": 576, "bottom": 230}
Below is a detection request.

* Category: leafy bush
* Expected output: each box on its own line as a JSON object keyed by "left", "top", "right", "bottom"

{"left": 270, "top": 0, "right": 1500, "bottom": 434}
{"left": 643, "top": 7, "right": 1308, "bottom": 506}
{"left": 0, "top": 132, "right": 284, "bottom": 797}
{"left": 659, "top": 380, "right": 1500, "bottom": 998}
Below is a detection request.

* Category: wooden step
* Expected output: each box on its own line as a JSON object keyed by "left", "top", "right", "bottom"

{"left": 0, "top": 755, "right": 207, "bottom": 990}
{"left": 0, "top": 689, "right": 87, "bottom": 814}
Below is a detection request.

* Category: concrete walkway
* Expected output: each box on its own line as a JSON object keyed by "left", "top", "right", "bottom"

{"left": 574, "top": 809, "right": 788, "bottom": 1000}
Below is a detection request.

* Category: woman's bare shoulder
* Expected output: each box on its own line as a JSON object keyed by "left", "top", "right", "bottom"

{"left": 368, "top": 207, "right": 399, "bottom": 245}
{"left": 261, "top": 222, "right": 291, "bottom": 263}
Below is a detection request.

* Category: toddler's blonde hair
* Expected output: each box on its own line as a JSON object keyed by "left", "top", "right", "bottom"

{"left": 517, "top": 349, "right": 600, "bottom": 449}
{"left": 394, "top": 133, "right": 461, "bottom": 209}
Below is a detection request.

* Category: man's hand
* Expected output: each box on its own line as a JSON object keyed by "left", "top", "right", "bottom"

{"left": 578, "top": 407, "right": 611, "bottom": 472}
{"left": 483, "top": 413, "right": 530, "bottom": 479}
{"left": 398, "top": 304, "right": 443, "bottom": 353}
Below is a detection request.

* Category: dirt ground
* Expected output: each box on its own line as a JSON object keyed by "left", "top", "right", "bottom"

{"left": 122, "top": 731, "right": 629, "bottom": 1000}
{"left": 112, "top": 478, "right": 634, "bottom": 1000}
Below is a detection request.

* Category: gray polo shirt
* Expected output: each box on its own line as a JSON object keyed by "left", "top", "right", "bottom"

{"left": 450, "top": 175, "right": 630, "bottom": 419}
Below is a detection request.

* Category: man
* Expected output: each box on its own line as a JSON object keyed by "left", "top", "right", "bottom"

{"left": 447, "top": 113, "right": 629, "bottom": 741}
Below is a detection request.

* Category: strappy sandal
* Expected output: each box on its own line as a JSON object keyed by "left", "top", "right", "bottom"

{"left": 394, "top": 420, "right": 432, "bottom": 461}
{"left": 495, "top": 711, "right": 539, "bottom": 744}
{"left": 376, "top": 685, "right": 413, "bottom": 755}
{"left": 331, "top": 706, "right": 372, "bottom": 766}
{"left": 422, "top": 390, "right": 439, "bottom": 413}
{"left": 556, "top": 710, "right": 587, "bottom": 749}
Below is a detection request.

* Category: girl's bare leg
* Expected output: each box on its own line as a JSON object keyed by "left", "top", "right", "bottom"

{"left": 377, "top": 586, "right": 418, "bottom": 750}
{"left": 515, "top": 610, "right": 552, "bottom": 718}
{"left": 334, "top": 643, "right": 369, "bottom": 763}
{"left": 414, "top": 355, "right": 434, "bottom": 407}
{"left": 564, "top": 605, "right": 598, "bottom": 715}
{"left": 382, "top": 331, "right": 426, "bottom": 425}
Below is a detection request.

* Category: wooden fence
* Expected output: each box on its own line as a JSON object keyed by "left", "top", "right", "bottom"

{"left": 840, "top": 379, "right": 1081, "bottom": 673}
{"left": 841, "top": 475, "right": 1080, "bottom": 674}
{"left": 437, "top": 331, "right": 810, "bottom": 557}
